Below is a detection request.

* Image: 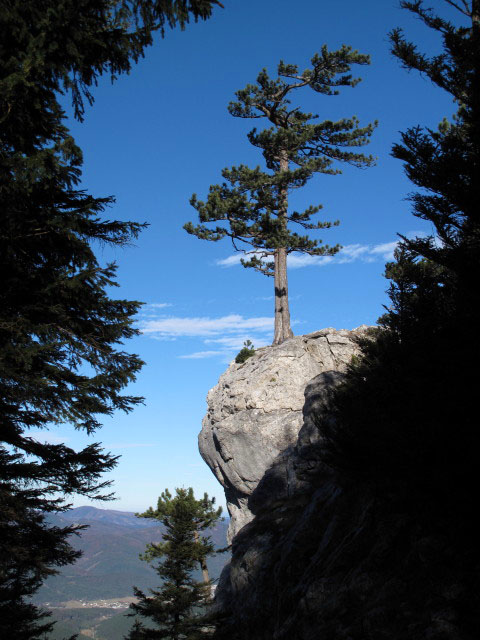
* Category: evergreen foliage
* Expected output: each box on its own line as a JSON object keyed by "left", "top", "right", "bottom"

{"left": 234, "top": 340, "right": 255, "bottom": 364}
{"left": 320, "top": 0, "right": 480, "bottom": 517}
{"left": 0, "top": 2, "right": 220, "bottom": 637}
{"left": 127, "top": 488, "right": 223, "bottom": 639}
{"left": 185, "top": 48, "right": 377, "bottom": 344}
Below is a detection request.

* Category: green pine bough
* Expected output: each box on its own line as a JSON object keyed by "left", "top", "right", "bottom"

{"left": 185, "top": 46, "right": 377, "bottom": 345}
{"left": 127, "top": 488, "right": 224, "bottom": 639}
{"left": 235, "top": 339, "right": 255, "bottom": 364}
{"left": 0, "top": 2, "right": 222, "bottom": 637}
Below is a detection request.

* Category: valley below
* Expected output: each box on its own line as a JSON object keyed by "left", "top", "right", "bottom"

{"left": 35, "top": 506, "right": 229, "bottom": 639}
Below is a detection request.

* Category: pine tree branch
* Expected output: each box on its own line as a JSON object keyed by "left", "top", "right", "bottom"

{"left": 444, "top": 0, "right": 471, "bottom": 17}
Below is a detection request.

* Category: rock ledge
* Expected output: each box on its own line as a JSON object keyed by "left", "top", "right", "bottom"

{"left": 199, "top": 326, "right": 368, "bottom": 542}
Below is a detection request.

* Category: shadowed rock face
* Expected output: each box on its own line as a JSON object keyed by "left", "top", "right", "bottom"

{"left": 200, "top": 328, "right": 480, "bottom": 639}
{"left": 199, "top": 328, "right": 367, "bottom": 543}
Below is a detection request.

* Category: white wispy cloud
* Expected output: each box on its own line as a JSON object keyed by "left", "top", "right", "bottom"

{"left": 177, "top": 321, "right": 301, "bottom": 360}
{"left": 216, "top": 254, "right": 249, "bottom": 267}
{"left": 138, "top": 303, "right": 174, "bottom": 319}
{"left": 367, "top": 242, "right": 398, "bottom": 259}
{"left": 215, "top": 240, "right": 400, "bottom": 270}
{"left": 140, "top": 312, "right": 275, "bottom": 361}
{"left": 204, "top": 334, "right": 270, "bottom": 350}
{"left": 178, "top": 350, "right": 224, "bottom": 360}
{"left": 141, "top": 314, "right": 273, "bottom": 338}
{"left": 28, "top": 431, "right": 68, "bottom": 445}
{"left": 287, "top": 254, "right": 334, "bottom": 268}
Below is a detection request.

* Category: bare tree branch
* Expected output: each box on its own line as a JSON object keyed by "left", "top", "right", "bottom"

{"left": 444, "top": 0, "right": 471, "bottom": 16}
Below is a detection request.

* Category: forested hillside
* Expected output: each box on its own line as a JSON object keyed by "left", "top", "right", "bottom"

{"left": 28, "top": 507, "right": 228, "bottom": 639}
{"left": 34, "top": 507, "right": 228, "bottom": 604}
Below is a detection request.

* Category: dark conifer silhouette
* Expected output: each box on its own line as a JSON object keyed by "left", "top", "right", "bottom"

{"left": 311, "top": 6, "right": 480, "bottom": 634}
{"left": 0, "top": 2, "right": 220, "bottom": 637}
{"left": 321, "top": 0, "right": 480, "bottom": 520}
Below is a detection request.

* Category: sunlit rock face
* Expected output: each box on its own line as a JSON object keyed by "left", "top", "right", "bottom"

{"left": 199, "top": 327, "right": 367, "bottom": 543}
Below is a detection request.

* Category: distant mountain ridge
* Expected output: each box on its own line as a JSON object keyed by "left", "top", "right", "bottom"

{"left": 36, "top": 506, "right": 229, "bottom": 604}
{"left": 50, "top": 505, "right": 161, "bottom": 528}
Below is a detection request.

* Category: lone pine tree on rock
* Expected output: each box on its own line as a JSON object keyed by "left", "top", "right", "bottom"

{"left": 127, "top": 488, "right": 223, "bottom": 639}
{"left": 185, "top": 46, "right": 377, "bottom": 344}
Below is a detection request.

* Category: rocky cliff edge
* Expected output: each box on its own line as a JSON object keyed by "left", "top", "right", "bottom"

{"left": 199, "top": 327, "right": 367, "bottom": 543}
{"left": 199, "top": 327, "right": 476, "bottom": 640}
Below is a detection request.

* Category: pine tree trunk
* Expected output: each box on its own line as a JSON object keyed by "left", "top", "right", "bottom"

{"left": 194, "top": 530, "right": 210, "bottom": 584}
{"left": 173, "top": 613, "right": 179, "bottom": 640}
{"left": 473, "top": 0, "right": 479, "bottom": 26}
{"left": 273, "top": 152, "right": 294, "bottom": 345}
{"left": 273, "top": 247, "right": 293, "bottom": 345}
{"left": 200, "top": 556, "right": 210, "bottom": 584}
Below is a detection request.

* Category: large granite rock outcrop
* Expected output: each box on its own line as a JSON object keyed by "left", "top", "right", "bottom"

{"left": 199, "top": 327, "right": 367, "bottom": 542}
{"left": 200, "top": 327, "right": 479, "bottom": 639}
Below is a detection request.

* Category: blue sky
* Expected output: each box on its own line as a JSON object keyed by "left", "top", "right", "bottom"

{"left": 31, "top": 0, "right": 458, "bottom": 512}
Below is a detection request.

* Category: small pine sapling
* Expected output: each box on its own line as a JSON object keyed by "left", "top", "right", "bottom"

{"left": 235, "top": 340, "right": 256, "bottom": 364}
